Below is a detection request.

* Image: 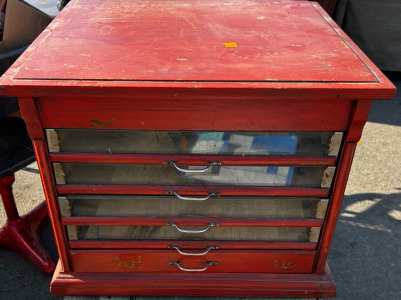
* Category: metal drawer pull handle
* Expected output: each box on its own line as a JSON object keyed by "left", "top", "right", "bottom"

{"left": 166, "top": 222, "right": 218, "bottom": 233}
{"left": 169, "top": 245, "right": 218, "bottom": 256}
{"left": 170, "top": 191, "right": 218, "bottom": 201}
{"left": 167, "top": 161, "right": 221, "bottom": 173}
{"left": 169, "top": 261, "right": 217, "bottom": 272}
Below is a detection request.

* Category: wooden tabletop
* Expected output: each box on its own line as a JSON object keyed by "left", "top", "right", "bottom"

{"left": 0, "top": 0, "right": 395, "bottom": 99}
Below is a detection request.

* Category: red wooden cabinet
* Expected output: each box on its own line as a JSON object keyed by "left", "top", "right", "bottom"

{"left": 0, "top": 0, "right": 395, "bottom": 298}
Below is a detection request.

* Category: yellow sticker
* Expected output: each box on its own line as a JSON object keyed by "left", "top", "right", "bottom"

{"left": 225, "top": 42, "right": 237, "bottom": 48}
{"left": 357, "top": 141, "right": 362, "bottom": 145}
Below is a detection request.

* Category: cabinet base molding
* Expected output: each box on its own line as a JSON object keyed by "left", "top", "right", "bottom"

{"left": 51, "top": 261, "right": 335, "bottom": 298}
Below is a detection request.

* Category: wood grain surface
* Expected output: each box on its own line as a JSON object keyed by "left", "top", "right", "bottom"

{"left": 13, "top": 0, "right": 376, "bottom": 83}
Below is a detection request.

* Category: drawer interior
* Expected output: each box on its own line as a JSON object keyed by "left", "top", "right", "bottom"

{"left": 54, "top": 163, "right": 335, "bottom": 188}
{"left": 67, "top": 225, "right": 321, "bottom": 243}
{"left": 59, "top": 195, "right": 328, "bottom": 219}
{"left": 47, "top": 130, "right": 342, "bottom": 157}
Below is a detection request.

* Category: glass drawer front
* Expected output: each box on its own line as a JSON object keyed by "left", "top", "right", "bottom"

{"left": 47, "top": 130, "right": 342, "bottom": 156}
{"left": 67, "top": 225, "right": 321, "bottom": 243}
{"left": 54, "top": 163, "right": 334, "bottom": 188}
{"left": 59, "top": 196, "right": 328, "bottom": 219}
{"left": 70, "top": 249, "right": 315, "bottom": 274}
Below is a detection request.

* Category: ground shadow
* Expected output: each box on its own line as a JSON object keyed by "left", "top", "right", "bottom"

{"left": 328, "top": 192, "right": 401, "bottom": 299}
{"left": 367, "top": 81, "right": 401, "bottom": 127}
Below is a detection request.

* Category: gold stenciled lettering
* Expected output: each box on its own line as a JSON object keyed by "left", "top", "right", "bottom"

{"left": 111, "top": 256, "right": 143, "bottom": 270}
{"left": 274, "top": 259, "right": 294, "bottom": 270}
{"left": 111, "top": 257, "right": 121, "bottom": 269}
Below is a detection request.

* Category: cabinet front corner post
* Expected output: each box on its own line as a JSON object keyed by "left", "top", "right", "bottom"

{"left": 33, "top": 139, "right": 72, "bottom": 272}
{"left": 18, "top": 97, "right": 71, "bottom": 271}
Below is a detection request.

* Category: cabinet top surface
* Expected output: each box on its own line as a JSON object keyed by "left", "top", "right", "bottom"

{"left": 0, "top": 0, "right": 396, "bottom": 98}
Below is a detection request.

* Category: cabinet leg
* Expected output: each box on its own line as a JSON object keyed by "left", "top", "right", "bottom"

{"left": 0, "top": 174, "right": 56, "bottom": 274}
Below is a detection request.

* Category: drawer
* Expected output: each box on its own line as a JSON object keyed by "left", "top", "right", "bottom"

{"left": 66, "top": 225, "right": 321, "bottom": 243}
{"left": 59, "top": 195, "right": 328, "bottom": 219}
{"left": 53, "top": 163, "right": 335, "bottom": 188}
{"left": 70, "top": 249, "right": 316, "bottom": 273}
{"left": 47, "top": 129, "right": 343, "bottom": 157}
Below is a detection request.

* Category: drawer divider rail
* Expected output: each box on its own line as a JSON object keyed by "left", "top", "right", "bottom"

{"left": 61, "top": 216, "right": 324, "bottom": 227}
{"left": 68, "top": 240, "right": 318, "bottom": 251}
{"left": 49, "top": 153, "right": 337, "bottom": 166}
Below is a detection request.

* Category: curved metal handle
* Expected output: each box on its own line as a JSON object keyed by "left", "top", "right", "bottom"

{"left": 166, "top": 222, "right": 218, "bottom": 233}
{"left": 169, "top": 191, "right": 218, "bottom": 201}
{"left": 169, "top": 261, "right": 217, "bottom": 272}
{"left": 167, "top": 161, "right": 221, "bottom": 173}
{"left": 169, "top": 245, "right": 218, "bottom": 256}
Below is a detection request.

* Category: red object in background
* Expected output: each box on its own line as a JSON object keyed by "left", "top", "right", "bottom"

{"left": 0, "top": 175, "right": 55, "bottom": 274}
{"left": 0, "top": 0, "right": 6, "bottom": 40}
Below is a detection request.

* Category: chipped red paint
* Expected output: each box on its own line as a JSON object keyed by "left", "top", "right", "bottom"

{"left": 0, "top": 0, "right": 395, "bottom": 297}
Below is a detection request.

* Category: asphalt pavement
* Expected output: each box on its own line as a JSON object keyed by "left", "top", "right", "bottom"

{"left": 0, "top": 81, "right": 399, "bottom": 300}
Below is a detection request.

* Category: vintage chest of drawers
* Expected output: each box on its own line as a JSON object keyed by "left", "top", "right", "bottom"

{"left": 0, "top": 0, "right": 395, "bottom": 298}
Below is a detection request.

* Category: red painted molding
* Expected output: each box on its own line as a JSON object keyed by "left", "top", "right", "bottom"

{"left": 62, "top": 216, "right": 324, "bottom": 228}
{"left": 56, "top": 184, "right": 330, "bottom": 198}
{"left": 49, "top": 153, "right": 337, "bottom": 166}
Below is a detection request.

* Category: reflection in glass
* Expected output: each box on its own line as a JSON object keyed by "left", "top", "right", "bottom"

{"left": 47, "top": 129, "right": 342, "bottom": 156}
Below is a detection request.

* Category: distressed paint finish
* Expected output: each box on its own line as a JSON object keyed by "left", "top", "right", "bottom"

{"left": 0, "top": 2, "right": 395, "bottom": 99}
{"left": 0, "top": 0, "right": 396, "bottom": 297}
{"left": 69, "top": 249, "right": 316, "bottom": 273}
{"left": 6, "top": 2, "right": 380, "bottom": 83}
